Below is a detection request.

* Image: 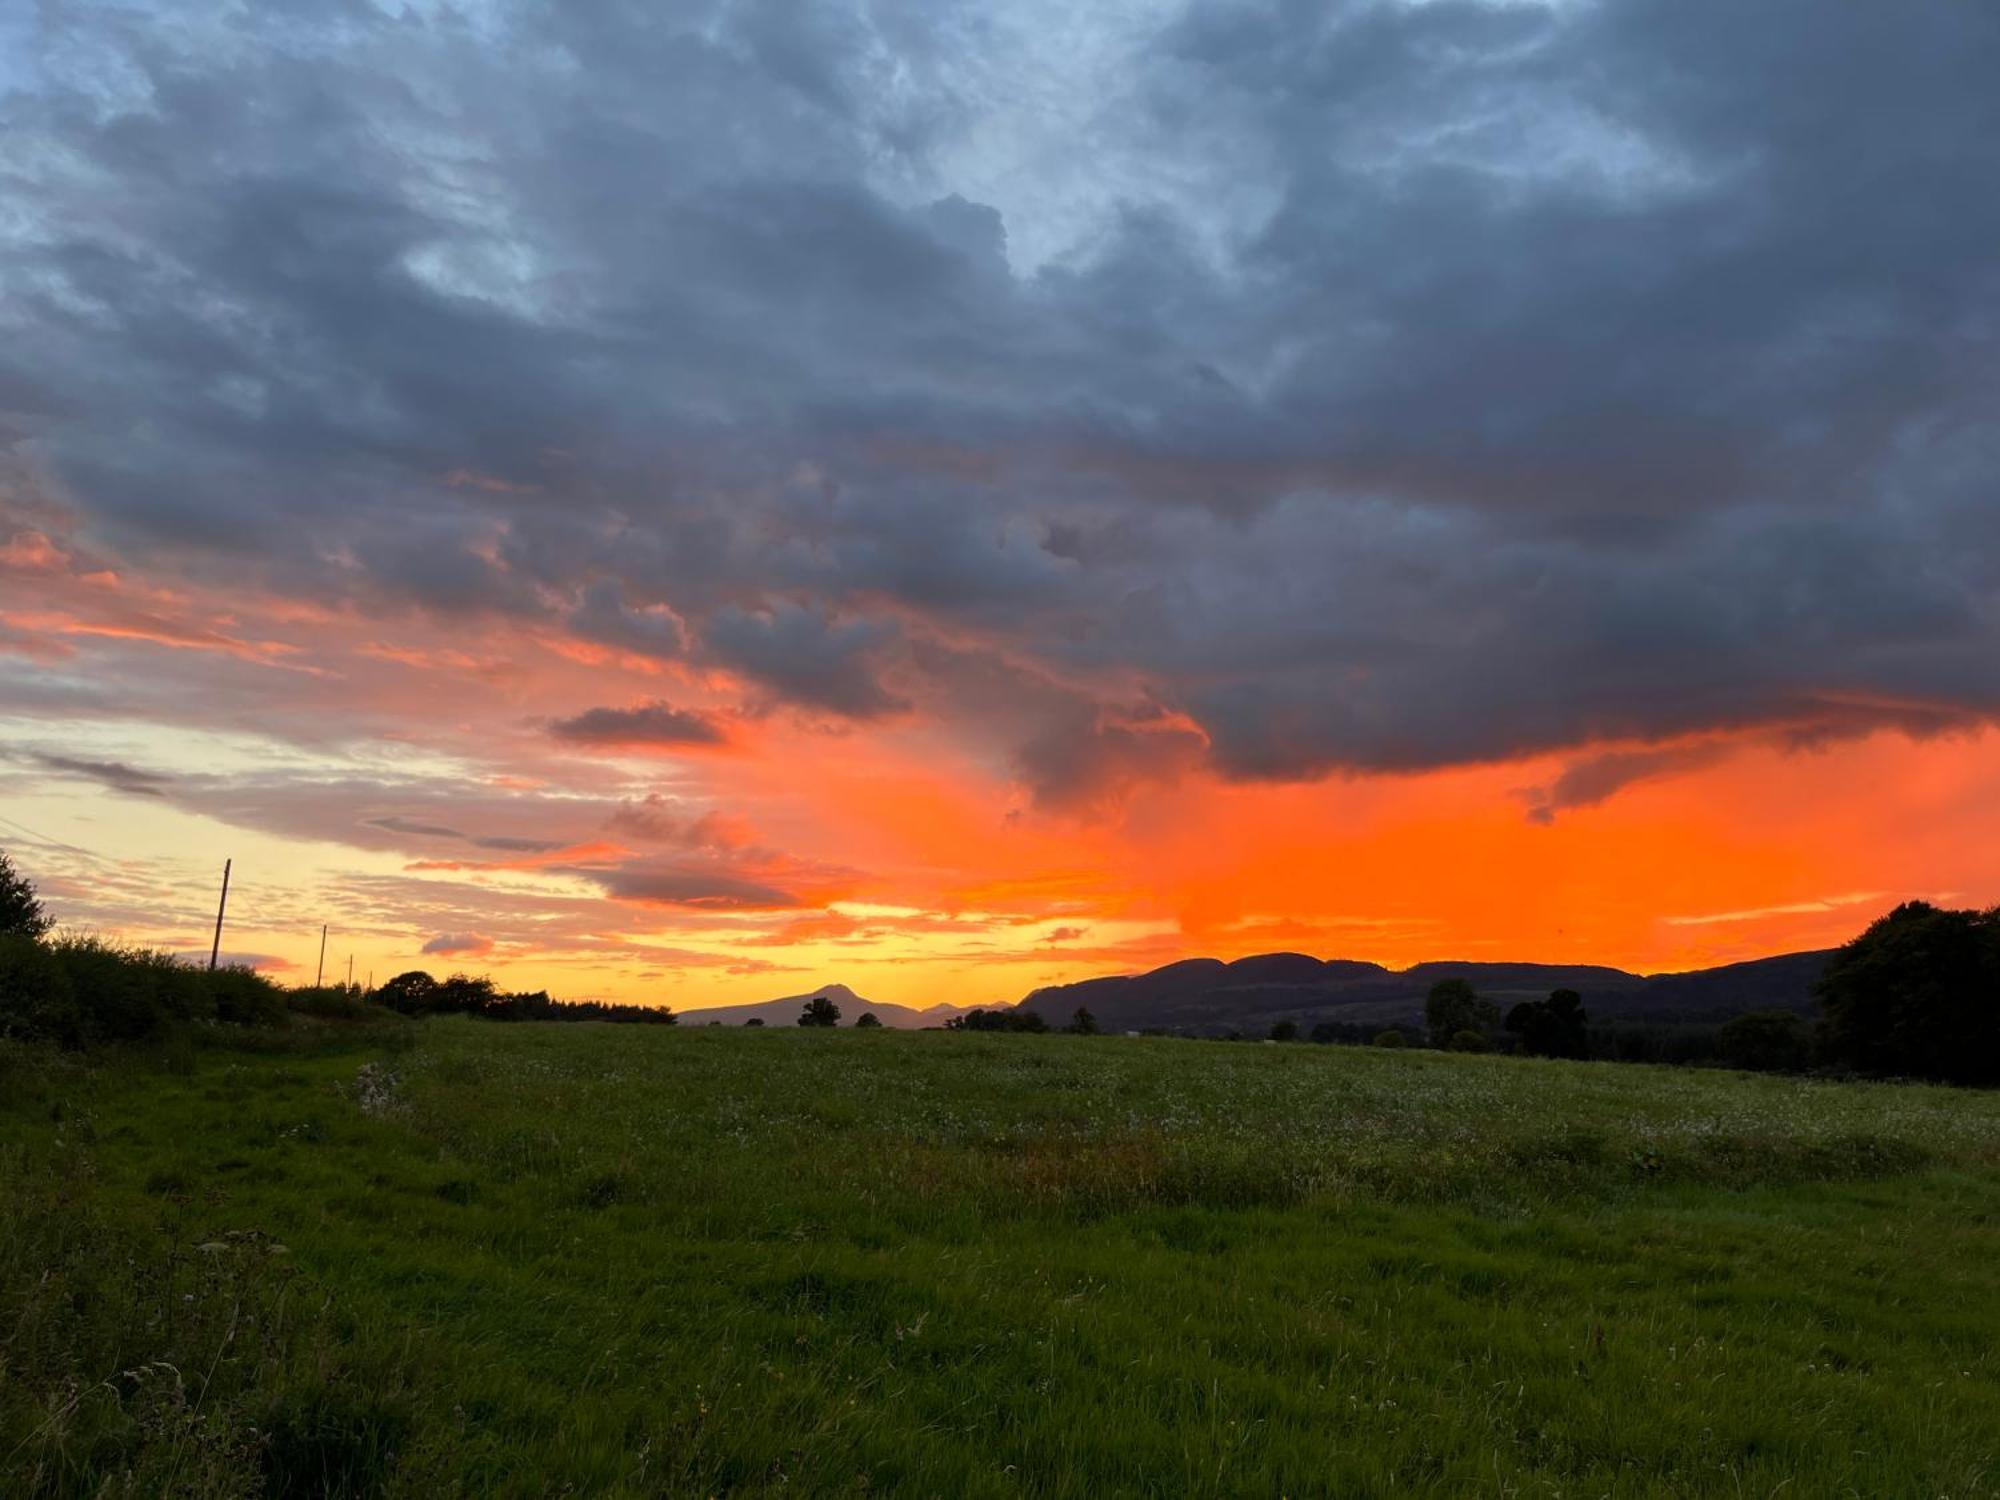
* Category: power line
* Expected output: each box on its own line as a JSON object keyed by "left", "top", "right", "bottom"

{"left": 0, "top": 812, "right": 99, "bottom": 858}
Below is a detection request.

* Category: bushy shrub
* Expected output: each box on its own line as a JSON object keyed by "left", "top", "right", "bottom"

{"left": 1372, "top": 1028, "right": 1407, "bottom": 1048}
{"left": 207, "top": 964, "right": 289, "bottom": 1027}
{"left": 0, "top": 934, "right": 81, "bottom": 1046}
{"left": 1448, "top": 1028, "right": 1491, "bottom": 1053}
{"left": 1, "top": 932, "right": 291, "bottom": 1048}
{"left": 0, "top": 857, "right": 288, "bottom": 1049}
{"left": 946, "top": 1008, "right": 1049, "bottom": 1032}
{"left": 290, "top": 986, "right": 379, "bottom": 1021}
{"left": 48, "top": 936, "right": 208, "bottom": 1041}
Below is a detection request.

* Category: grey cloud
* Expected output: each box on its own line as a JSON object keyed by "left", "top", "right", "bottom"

{"left": 605, "top": 796, "right": 750, "bottom": 849}
{"left": 1519, "top": 742, "right": 1735, "bottom": 825}
{"left": 550, "top": 701, "right": 725, "bottom": 747}
{"left": 366, "top": 815, "right": 465, "bottom": 841}
{"left": 566, "top": 581, "right": 691, "bottom": 662}
{"left": 4, "top": 0, "right": 1999, "bottom": 801}
{"left": 572, "top": 864, "right": 803, "bottom": 912}
{"left": 23, "top": 752, "right": 172, "bottom": 798}
{"left": 364, "top": 815, "right": 563, "bottom": 854}
{"left": 704, "top": 602, "right": 909, "bottom": 718}
{"left": 1014, "top": 712, "right": 1208, "bottom": 816}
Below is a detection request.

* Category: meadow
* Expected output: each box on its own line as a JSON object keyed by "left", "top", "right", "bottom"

{"left": 4, "top": 1020, "right": 1999, "bottom": 1497}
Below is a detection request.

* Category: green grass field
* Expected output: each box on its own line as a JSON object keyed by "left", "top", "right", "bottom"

{"left": 5, "top": 1021, "right": 2000, "bottom": 1497}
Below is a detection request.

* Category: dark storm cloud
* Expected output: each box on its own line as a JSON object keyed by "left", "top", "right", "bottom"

{"left": 5, "top": 0, "right": 2000, "bottom": 801}
{"left": 1013, "top": 710, "right": 1208, "bottom": 816}
{"left": 704, "top": 603, "right": 910, "bottom": 719}
{"left": 549, "top": 701, "right": 727, "bottom": 747}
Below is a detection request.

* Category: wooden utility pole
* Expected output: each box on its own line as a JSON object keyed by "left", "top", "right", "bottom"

{"left": 347, "top": 953, "right": 354, "bottom": 990}
{"left": 208, "top": 859, "right": 232, "bottom": 971}
{"left": 315, "top": 925, "right": 327, "bottom": 988}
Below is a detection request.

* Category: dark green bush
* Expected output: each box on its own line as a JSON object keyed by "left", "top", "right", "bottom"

{"left": 946, "top": 1008, "right": 1049, "bottom": 1032}
{"left": 0, "top": 934, "right": 81, "bottom": 1046}
{"left": 290, "top": 986, "right": 380, "bottom": 1021}
{"left": 0, "top": 932, "right": 290, "bottom": 1048}
{"left": 207, "top": 964, "right": 289, "bottom": 1027}
{"left": 49, "top": 935, "right": 210, "bottom": 1040}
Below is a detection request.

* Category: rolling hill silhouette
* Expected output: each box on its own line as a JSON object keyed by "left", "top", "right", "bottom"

{"left": 1018, "top": 949, "right": 1833, "bottom": 1034}
{"left": 678, "top": 983, "right": 971, "bottom": 1029}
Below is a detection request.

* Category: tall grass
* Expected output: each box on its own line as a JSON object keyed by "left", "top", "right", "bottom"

{"left": 4, "top": 1024, "right": 1998, "bottom": 1495}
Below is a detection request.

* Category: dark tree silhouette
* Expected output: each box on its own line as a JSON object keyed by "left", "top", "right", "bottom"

{"left": 945, "top": 1008, "right": 1048, "bottom": 1032}
{"left": 854, "top": 1011, "right": 883, "bottom": 1028}
{"left": 374, "top": 969, "right": 674, "bottom": 1023}
{"left": 1269, "top": 1019, "right": 1299, "bottom": 1042}
{"left": 0, "top": 850, "right": 50, "bottom": 940}
{"left": 376, "top": 970, "right": 440, "bottom": 1015}
{"left": 1816, "top": 901, "right": 2000, "bottom": 1084}
{"left": 1425, "top": 978, "right": 1498, "bottom": 1048}
{"left": 1066, "top": 1006, "right": 1100, "bottom": 1035}
{"left": 1504, "top": 988, "right": 1589, "bottom": 1058}
{"left": 744, "top": 1017, "right": 766, "bottom": 1027}
{"left": 799, "top": 994, "right": 841, "bottom": 1027}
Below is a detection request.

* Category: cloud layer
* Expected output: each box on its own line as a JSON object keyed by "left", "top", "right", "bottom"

{"left": 2, "top": 0, "right": 1998, "bottom": 999}
{"left": 7, "top": 0, "right": 1999, "bottom": 799}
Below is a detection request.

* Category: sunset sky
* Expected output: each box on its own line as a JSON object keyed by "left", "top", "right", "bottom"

{"left": 3, "top": 0, "right": 1999, "bottom": 1012}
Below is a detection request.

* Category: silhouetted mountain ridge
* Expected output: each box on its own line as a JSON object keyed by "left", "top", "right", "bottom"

{"left": 680, "top": 984, "right": 972, "bottom": 1029}
{"left": 1019, "top": 949, "right": 1835, "bottom": 1034}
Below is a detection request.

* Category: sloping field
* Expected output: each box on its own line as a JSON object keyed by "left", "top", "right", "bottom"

{"left": 5, "top": 1023, "right": 1999, "bottom": 1496}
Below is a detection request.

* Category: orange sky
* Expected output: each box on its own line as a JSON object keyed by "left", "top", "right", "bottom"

{"left": 3, "top": 526, "right": 1995, "bottom": 1012}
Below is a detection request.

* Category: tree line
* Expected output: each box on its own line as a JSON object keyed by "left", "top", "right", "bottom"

{"left": 373, "top": 970, "right": 679, "bottom": 1024}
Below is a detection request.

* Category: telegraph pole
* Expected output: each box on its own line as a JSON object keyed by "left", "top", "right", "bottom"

{"left": 207, "top": 859, "right": 232, "bottom": 971}
{"left": 315, "top": 925, "right": 327, "bottom": 988}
